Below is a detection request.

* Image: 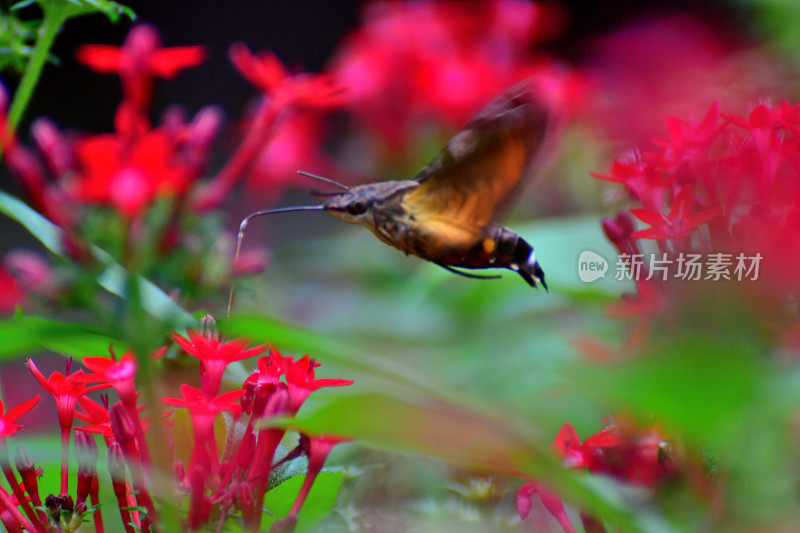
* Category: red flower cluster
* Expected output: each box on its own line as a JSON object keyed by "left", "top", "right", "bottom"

{"left": 0, "top": 25, "right": 217, "bottom": 224}
{"left": 329, "top": 0, "right": 580, "bottom": 149}
{"left": 517, "top": 422, "right": 672, "bottom": 532}
{"left": 1, "top": 23, "right": 345, "bottom": 226}
{"left": 0, "top": 319, "right": 352, "bottom": 531}
{"left": 595, "top": 101, "right": 800, "bottom": 295}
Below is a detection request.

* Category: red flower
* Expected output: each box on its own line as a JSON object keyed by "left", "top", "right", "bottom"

{"left": 75, "top": 396, "right": 112, "bottom": 438}
{"left": 162, "top": 383, "right": 245, "bottom": 504}
{"left": 0, "top": 396, "right": 40, "bottom": 439}
{"left": 77, "top": 25, "right": 204, "bottom": 111}
{"left": 630, "top": 186, "right": 720, "bottom": 240}
{"left": 0, "top": 267, "right": 25, "bottom": 314}
{"left": 278, "top": 434, "right": 348, "bottom": 526}
{"left": 329, "top": 0, "right": 571, "bottom": 149}
{"left": 516, "top": 481, "right": 575, "bottom": 533}
{"left": 70, "top": 129, "right": 192, "bottom": 218}
{"left": 83, "top": 349, "right": 138, "bottom": 407}
{"left": 248, "top": 113, "right": 331, "bottom": 194}
{"left": 27, "top": 359, "right": 105, "bottom": 432}
{"left": 171, "top": 330, "right": 265, "bottom": 397}
{"left": 271, "top": 349, "right": 354, "bottom": 412}
{"left": 595, "top": 100, "right": 800, "bottom": 292}
{"left": 553, "top": 422, "right": 669, "bottom": 486}
{"left": 518, "top": 422, "right": 671, "bottom": 531}
{"left": 230, "top": 43, "right": 345, "bottom": 110}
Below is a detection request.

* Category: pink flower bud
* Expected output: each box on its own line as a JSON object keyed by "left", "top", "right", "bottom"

{"left": 31, "top": 118, "right": 75, "bottom": 176}
{"left": 4, "top": 250, "right": 54, "bottom": 295}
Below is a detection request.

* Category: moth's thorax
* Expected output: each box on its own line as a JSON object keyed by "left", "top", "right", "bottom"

{"left": 322, "top": 180, "right": 417, "bottom": 226}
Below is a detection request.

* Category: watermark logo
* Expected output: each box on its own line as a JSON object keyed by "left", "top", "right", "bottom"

{"left": 577, "top": 250, "right": 609, "bottom": 283}
{"left": 576, "top": 251, "right": 763, "bottom": 283}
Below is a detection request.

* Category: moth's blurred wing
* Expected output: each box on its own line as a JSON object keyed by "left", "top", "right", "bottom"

{"left": 403, "top": 80, "right": 549, "bottom": 235}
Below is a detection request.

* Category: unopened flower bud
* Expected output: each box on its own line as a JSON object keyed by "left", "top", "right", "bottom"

{"left": 31, "top": 118, "right": 75, "bottom": 176}
{"left": 200, "top": 314, "right": 218, "bottom": 341}
{"left": 109, "top": 404, "right": 137, "bottom": 455}
{"left": 74, "top": 430, "right": 98, "bottom": 471}
{"left": 14, "top": 444, "right": 34, "bottom": 474}
{"left": 107, "top": 442, "right": 127, "bottom": 481}
{"left": 5, "top": 250, "right": 53, "bottom": 293}
{"left": 14, "top": 444, "right": 40, "bottom": 499}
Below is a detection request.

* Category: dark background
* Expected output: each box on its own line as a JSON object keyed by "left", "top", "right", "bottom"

{"left": 15, "top": 0, "right": 742, "bottom": 133}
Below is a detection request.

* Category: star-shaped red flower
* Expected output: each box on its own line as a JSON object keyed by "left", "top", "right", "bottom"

{"left": 71, "top": 129, "right": 191, "bottom": 218}
{"left": 27, "top": 359, "right": 106, "bottom": 431}
{"left": 83, "top": 349, "right": 138, "bottom": 407}
{"left": 270, "top": 349, "right": 353, "bottom": 411}
{"left": 631, "top": 186, "right": 721, "bottom": 240}
{"left": 0, "top": 396, "right": 40, "bottom": 438}
{"left": 229, "top": 43, "right": 345, "bottom": 109}
{"left": 172, "top": 331, "right": 265, "bottom": 397}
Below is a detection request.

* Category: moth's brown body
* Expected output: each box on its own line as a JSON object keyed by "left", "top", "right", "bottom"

{"left": 322, "top": 79, "right": 550, "bottom": 288}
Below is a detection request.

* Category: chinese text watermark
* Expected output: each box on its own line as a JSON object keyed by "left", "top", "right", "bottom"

{"left": 578, "top": 252, "right": 762, "bottom": 282}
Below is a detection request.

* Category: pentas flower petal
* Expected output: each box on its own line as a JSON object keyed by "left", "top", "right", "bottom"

{"left": 0, "top": 267, "right": 25, "bottom": 314}
{"left": 0, "top": 396, "right": 40, "bottom": 438}
{"left": 75, "top": 396, "right": 109, "bottom": 426}
{"left": 631, "top": 186, "right": 721, "bottom": 240}
{"left": 147, "top": 47, "right": 206, "bottom": 78}
{"left": 83, "top": 350, "right": 138, "bottom": 407}
{"left": 77, "top": 27, "right": 204, "bottom": 79}
{"left": 162, "top": 384, "right": 244, "bottom": 415}
{"left": 660, "top": 101, "right": 721, "bottom": 151}
{"left": 229, "top": 44, "right": 287, "bottom": 93}
{"left": 172, "top": 331, "right": 265, "bottom": 397}
{"left": 71, "top": 128, "right": 193, "bottom": 218}
{"left": 516, "top": 482, "right": 575, "bottom": 532}
{"left": 230, "top": 43, "right": 346, "bottom": 110}
{"left": 552, "top": 422, "right": 583, "bottom": 467}
{"left": 272, "top": 351, "right": 353, "bottom": 411}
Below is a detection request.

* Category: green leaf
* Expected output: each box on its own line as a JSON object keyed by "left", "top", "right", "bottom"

{"left": 262, "top": 471, "right": 344, "bottom": 532}
{"left": 10, "top": 0, "right": 38, "bottom": 10}
{"left": 46, "top": 0, "right": 135, "bottom": 23}
{"left": 285, "top": 391, "right": 667, "bottom": 532}
{"left": 0, "top": 190, "right": 194, "bottom": 328}
{"left": 572, "top": 319, "right": 800, "bottom": 523}
{"left": 0, "top": 315, "right": 125, "bottom": 360}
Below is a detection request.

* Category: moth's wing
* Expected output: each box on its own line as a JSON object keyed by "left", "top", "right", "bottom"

{"left": 403, "top": 79, "right": 549, "bottom": 238}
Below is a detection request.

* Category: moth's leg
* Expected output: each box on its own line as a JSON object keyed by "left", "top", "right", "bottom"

{"left": 436, "top": 263, "right": 502, "bottom": 280}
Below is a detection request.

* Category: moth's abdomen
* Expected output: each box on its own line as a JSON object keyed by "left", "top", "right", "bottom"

{"left": 441, "top": 225, "right": 547, "bottom": 289}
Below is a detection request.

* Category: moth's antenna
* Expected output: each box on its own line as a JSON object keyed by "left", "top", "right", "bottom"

{"left": 227, "top": 205, "right": 325, "bottom": 317}
{"left": 297, "top": 170, "right": 350, "bottom": 191}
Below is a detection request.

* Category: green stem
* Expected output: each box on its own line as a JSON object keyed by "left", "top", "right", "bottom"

{"left": 8, "top": 2, "right": 67, "bottom": 128}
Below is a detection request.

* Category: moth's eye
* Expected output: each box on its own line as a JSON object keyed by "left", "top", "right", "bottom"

{"left": 347, "top": 201, "right": 368, "bottom": 216}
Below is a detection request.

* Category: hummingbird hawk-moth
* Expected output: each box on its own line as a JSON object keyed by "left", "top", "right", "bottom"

{"left": 230, "top": 79, "right": 551, "bottom": 313}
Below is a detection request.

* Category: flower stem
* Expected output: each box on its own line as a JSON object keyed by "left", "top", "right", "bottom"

{"left": 8, "top": 3, "right": 67, "bottom": 128}
{"left": 0, "top": 486, "right": 40, "bottom": 533}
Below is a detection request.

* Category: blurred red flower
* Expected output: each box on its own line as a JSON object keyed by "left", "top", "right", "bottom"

{"left": 230, "top": 43, "right": 345, "bottom": 110}
{"left": 0, "top": 267, "right": 25, "bottom": 314}
{"left": 518, "top": 422, "right": 672, "bottom": 531}
{"left": 583, "top": 14, "right": 796, "bottom": 146}
{"left": 0, "top": 396, "right": 40, "bottom": 439}
{"left": 70, "top": 129, "right": 193, "bottom": 218}
{"left": 329, "top": 0, "right": 573, "bottom": 150}
{"left": 596, "top": 100, "right": 800, "bottom": 292}
{"left": 77, "top": 24, "right": 205, "bottom": 112}
{"left": 247, "top": 112, "right": 332, "bottom": 194}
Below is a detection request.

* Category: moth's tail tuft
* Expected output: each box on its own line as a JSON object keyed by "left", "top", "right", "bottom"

{"left": 518, "top": 250, "right": 547, "bottom": 291}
